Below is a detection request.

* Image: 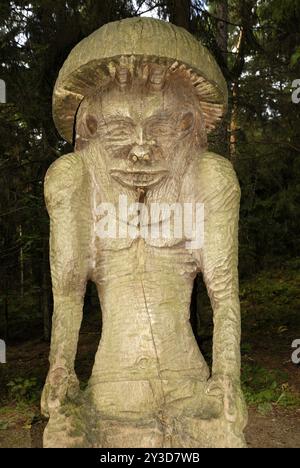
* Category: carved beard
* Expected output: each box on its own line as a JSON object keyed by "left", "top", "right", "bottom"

{"left": 145, "top": 141, "right": 191, "bottom": 207}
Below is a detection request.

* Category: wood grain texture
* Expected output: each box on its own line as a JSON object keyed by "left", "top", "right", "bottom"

{"left": 42, "top": 19, "right": 247, "bottom": 448}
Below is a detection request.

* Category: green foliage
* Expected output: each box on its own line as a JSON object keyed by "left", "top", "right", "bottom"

{"left": 290, "top": 46, "right": 300, "bottom": 68}
{"left": 0, "top": 420, "right": 9, "bottom": 431}
{"left": 238, "top": 262, "right": 300, "bottom": 414}
{"left": 240, "top": 259, "right": 300, "bottom": 332}
{"left": 6, "top": 377, "right": 39, "bottom": 403}
{"left": 242, "top": 363, "right": 300, "bottom": 413}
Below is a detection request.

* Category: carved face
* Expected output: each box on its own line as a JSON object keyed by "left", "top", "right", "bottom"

{"left": 76, "top": 67, "right": 207, "bottom": 202}
{"left": 99, "top": 85, "right": 198, "bottom": 190}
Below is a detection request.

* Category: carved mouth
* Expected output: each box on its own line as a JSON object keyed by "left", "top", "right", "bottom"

{"left": 110, "top": 169, "right": 168, "bottom": 188}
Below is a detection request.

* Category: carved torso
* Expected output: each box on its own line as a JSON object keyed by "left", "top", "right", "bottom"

{"left": 84, "top": 148, "right": 209, "bottom": 393}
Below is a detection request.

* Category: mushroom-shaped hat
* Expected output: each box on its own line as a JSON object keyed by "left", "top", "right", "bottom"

{"left": 53, "top": 17, "right": 228, "bottom": 143}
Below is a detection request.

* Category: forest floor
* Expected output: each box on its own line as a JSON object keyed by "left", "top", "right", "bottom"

{"left": 0, "top": 259, "right": 299, "bottom": 448}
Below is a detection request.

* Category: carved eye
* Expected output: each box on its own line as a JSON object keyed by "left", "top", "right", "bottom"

{"left": 105, "top": 121, "right": 134, "bottom": 140}
{"left": 177, "top": 111, "right": 194, "bottom": 133}
{"left": 117, "top": 128, "right": 132, "bottom": 138}
{"left": 145, "top": 119, "right": 173, "bottom": 139}
{"left": 150, "top": 126, "right": 169, "bottom": 136}
{"left": 86, "top": 114, "right": 98, "bottom": 136}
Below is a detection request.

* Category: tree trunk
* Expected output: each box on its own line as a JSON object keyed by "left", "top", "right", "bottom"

{"left": 212, "top": 0, "right": 229, "bottom": 156}
{"left": 167, "top": 0, "right": 191, "bottom": 31}
{"left": 229, "top": 26, "right": 244, "bottom": 165}
{"left": 230, "top": 79, "right": 239, "bottom": 163}
{"left": 216, "top": 0, "right": 228, "bottom": 62}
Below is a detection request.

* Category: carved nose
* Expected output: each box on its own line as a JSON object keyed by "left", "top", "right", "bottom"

{"left": 130, "top": 145, "right": 151, "bottom": 163}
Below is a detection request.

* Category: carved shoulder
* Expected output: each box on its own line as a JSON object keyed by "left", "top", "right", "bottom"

{"left": 194, "top": 151, "right": 240, "bottom": 210}
{"left": 44, "top": 152, "right": 85, "bottom": 212}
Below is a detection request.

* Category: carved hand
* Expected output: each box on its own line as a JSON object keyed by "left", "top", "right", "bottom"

{"left": 41, "top": 367, "right": 80, "bottom": 417}
{"left": 205, "top": 374, "right": 247, "bottom": 427}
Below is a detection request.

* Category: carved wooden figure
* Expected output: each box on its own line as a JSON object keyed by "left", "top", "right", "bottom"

{"left": 41, "top": 18, "right": 247, "bottom": 448}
